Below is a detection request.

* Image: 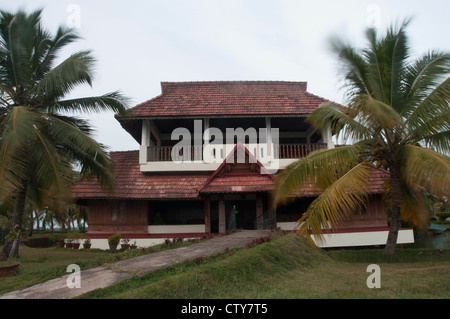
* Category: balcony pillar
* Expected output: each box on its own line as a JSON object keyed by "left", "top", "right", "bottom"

{"left": 265, "top": 117, "right": 272, "bottom": 144}
{"left": 204, "top": 118, "right": 210, "bottom": 142}
{"left": 140, "top": 119, "right": 150, "bottom": 164}
{"left": 322, "top": 124, "right": 335, "bottom": 149}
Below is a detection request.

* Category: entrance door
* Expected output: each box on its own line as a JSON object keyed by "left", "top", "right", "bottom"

{"left": 226, "top": 200, "right": 256, "bottom": 230}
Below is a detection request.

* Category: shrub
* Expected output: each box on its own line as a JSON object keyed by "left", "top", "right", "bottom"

{"left": 108, "top": 233, "right": 121, "bottom": 244}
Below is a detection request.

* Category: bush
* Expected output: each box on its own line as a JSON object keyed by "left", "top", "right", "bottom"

{"left": 108, "top": 233, "right": 121, "bottom": 244}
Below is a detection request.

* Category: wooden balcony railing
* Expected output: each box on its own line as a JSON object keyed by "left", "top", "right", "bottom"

{"left": 276, "top": 143, "right": 326, "bottom": 159}
{"left": 147, "top": 143, "right": 327, "bottom": 162}
{"left": 148, "top": 145, "right": 204, "bottom": 162}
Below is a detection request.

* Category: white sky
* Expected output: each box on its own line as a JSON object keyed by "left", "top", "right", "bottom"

{"left": 2, "top": 0, "right": 449, "bottom": 151}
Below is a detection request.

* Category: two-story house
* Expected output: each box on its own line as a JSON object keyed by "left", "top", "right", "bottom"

{"left": 73, "top": 81, "right": 414, "bottom": 249}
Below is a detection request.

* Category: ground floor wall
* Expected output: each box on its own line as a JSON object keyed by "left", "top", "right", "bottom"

{"left": 86, "top": 199, "right": 148, "bottom": 234}
{"left": 276, "top": 194, "right": 388, "bottom": 230}
{"left": 81, "top": 193, "right": 414, "bottom": 249}
{"left": 84, "top": 193, "right": 268, "bottom": 238}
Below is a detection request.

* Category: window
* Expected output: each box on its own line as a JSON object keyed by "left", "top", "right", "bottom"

{"left": 111, "top": 201, "right": 117, "bottom": 221}
{"left": 111, "top": 200, "right": 126, "bottom": 222}
{"left": 148, "top": 201, "right": 204, "bottom": 225}
{"left": 119, "top": 201, "right": 125, "bottom": 221}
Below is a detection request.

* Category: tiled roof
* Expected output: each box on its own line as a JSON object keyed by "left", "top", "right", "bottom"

{"left": 367, "top": 167, "right": 389, "bottom": 194}
{"left": 279, "top": 166, "right": 389, "bottom": 197}
{"left": 122, "top": 81, "right": 330, "bottom": 118}
{"left": 72, "top": 151, "right": 208, "bottom": 200}
{"left": 200, "top": 174, "right": 274, "bottom": 193}
{"left": 73, "top": 150, "right": 389, "bottom": 200}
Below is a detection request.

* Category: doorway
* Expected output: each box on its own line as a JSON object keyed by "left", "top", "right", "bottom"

{"left": 225, "top": 200, "right": 256, "bottom": 230}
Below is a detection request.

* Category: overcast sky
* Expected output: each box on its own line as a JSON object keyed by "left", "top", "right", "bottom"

{"left": 2, "top": 0, "right": 449, "bottom": 151}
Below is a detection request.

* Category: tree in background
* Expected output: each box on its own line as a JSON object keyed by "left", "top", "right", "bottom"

{"left": 0, "top": 9, "right": 128, "bottom": 259}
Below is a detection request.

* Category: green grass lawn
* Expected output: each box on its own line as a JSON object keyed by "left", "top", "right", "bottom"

{"left": 79, "top": 232, "right": 450, "bottom": 299}
{"left": 1, "top": 232, "right": 449, "bottom": 299}
{"left": 0, "top": 235, "right": 200, "bottom": 295}
{"left": 0, "top": 245, "right": 125, "bottom": 294}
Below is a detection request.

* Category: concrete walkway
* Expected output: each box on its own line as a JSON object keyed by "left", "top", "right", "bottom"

{"left": 0, "top": 230, "right": 271, "bottom": 299}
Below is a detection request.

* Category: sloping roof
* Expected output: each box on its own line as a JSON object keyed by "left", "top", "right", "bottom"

{"left": 121, "top": 81, "right": 330, "bottom": 118}
{"left": 116, "top": 81, "right": 335, "bottom": 143}
{"left": 199, "top": 174, "right": 274, "bottom": 194}
{"left": 367, "top": 167, "right": 389, "bottom": 193}
{"left": 73, "top": 151, "right": 208, "bottom": 200}
{"left": 278, "top": 166, "right": 389, "bottom": 198}
{"left": 73, "top": 150, "right": 389, "bottom": 201}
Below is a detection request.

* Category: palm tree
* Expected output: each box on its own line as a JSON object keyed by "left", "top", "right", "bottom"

{"left": 0, "top": 9, "right": 128, "bottom": 258}
{"left": 273, "top": 20, "right": 450, "bottom": 257}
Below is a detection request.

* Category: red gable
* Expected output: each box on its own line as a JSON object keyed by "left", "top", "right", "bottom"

{"left": 122, "top": 81, "right": 330, "bottom": 118}
{"left": 198, "top": 143, "right": 274, "bottom": 194}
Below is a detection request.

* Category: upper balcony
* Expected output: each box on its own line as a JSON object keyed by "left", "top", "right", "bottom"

{"left": 140, "top": 143, "right": 327, "bottom": 173}
{"left": 114, "top": 81, "right": 338, "bottom": 173}
{"left": 146, "top": 143, "right": 327, "bottom": 162}
{"left": 138, "top": 117, "right": 334, "bottom": 173}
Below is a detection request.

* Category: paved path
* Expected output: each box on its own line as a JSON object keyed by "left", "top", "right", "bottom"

{"left": 0, "top": 230, "right": 271, "bottom": 299}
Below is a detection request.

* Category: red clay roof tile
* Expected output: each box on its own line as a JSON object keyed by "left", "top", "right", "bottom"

{"left": 73, "top": 152, "right": 388, "bottom": 200}
{"left": 73, "top": 151, "right": 208, "bottom": 200}
{"left": 122, "top": 81, "right": 330, "bottom": 118}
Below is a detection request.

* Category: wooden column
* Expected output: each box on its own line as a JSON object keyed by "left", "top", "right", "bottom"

{"left": 256, "top": 194, "right": 264, "bottom": 230}
{"left": 218, "top": 196, "right": 226, "bottom": 233}
{"left": 204, "top": 195, "right": 211, "bottom": 233}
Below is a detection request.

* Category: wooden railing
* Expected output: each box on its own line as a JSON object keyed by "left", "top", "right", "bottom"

{"left": 148, "top": 145, "right": 204, "bottom": 162}
{"left": 276, "top": 143, "right": 326, "bottom": 159}
{"left": 147, "top": 143, "right": 327, "bottom": 162}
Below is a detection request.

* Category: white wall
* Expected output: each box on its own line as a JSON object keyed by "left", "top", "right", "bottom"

{"left": 277, "top": 222, "right": 415, "bottom": 248}
{"left": 148, "top": 224, "right": 206, "bottom": 234}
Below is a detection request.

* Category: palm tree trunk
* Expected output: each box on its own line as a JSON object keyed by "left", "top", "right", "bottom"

{"left": 2, "top": 184, "right": 28, "bottom": 259}
{"left": 28, "top": 210, "right": 34, "bottom": 237}
{"left": 51, "top": 217, "right": 54, "bottom": 233}
{"left": 383, "top": 164, "right": 402, "bottom": 258}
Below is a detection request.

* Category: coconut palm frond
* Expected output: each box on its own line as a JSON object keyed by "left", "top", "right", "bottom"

{"left": 403, "top": 51, "right": 450, "bottom": 115}
{"left": 47, "top": 91, "right": 129, "bottom": 116}
{"left": 32, "top": 26, "right": 80, "bottom": 82}
{"left": 421, "top": 129, "right": 450, "bottom": 155}
{"left": 401, "top": 144, "right": 450, "bottom": 198}
{"left": 44, "top": 115, "right": 115, "bottom": 191}
{"left": 349, "top": 94, "right": 403, "bottom": 130}
{"left": 33, "top": 50, "right": 95, "bottom": 101}
{"left": 307, "top": 102, "right": 371, "bottom": 142}
{"left": 29, "top": 123, "right": 74, "bottom": 202}
{"left": 296, "top": 161, "right": 375, "bottom": 246}
{"left": 364, "top": 19, "right": 411, "bottom": 107}
{"left": 273, "top": 145, "right": 361, "bottom": 205}
{"left": 0, "top": 9, "right": 43, "bottom": 89}
{"left": 403, "top": 77, "right": 450, "bottom": 135}
{"left": 329, "top": 37, "right": 370, "bottom": 98}
{"left": 400, "top": 181, "right": 429, "bottom": 230}
{"left": 0, "top": 106, "right": 38, "bottom": 197}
